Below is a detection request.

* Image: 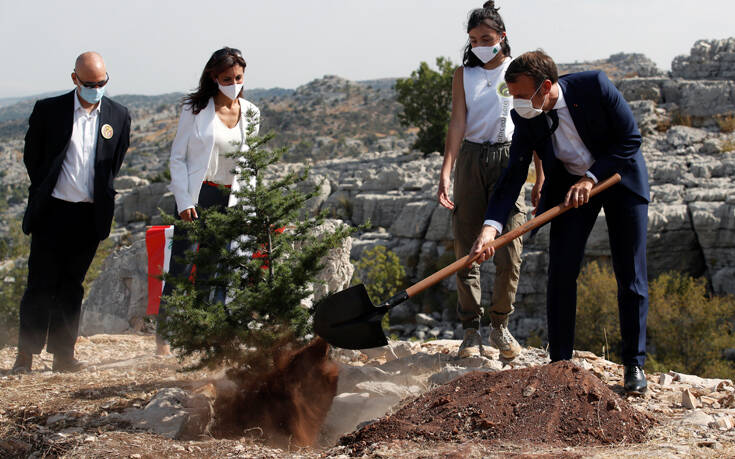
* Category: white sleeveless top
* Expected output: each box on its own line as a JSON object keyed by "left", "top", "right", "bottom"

{"left": 463, "top": 58, "right": 514, "bottom": 144}
{"left": 205, "top": 116, "right": 243, "bottom": 185}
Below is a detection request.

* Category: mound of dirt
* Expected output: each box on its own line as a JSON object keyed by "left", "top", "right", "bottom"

{"left": 340, "top": 361, "right": 653, "bottom": 452}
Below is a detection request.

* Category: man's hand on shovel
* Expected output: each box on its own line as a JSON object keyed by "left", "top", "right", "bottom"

{"left": 470, "top": 225, "right": 499, "bottom": 264}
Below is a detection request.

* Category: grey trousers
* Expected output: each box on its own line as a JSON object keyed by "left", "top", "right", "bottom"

{"left": 452, "top": 140, "right": 526, "bottom": 330}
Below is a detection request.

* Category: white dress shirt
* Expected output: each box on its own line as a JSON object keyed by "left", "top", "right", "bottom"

{"left": 52, "top": 91, "right": 100, "bottom": 203}
{"left": 548, "top": 88, "right": 597, "bottom": 179}
{"left": 483, "top": 84, "right": 598, "bottom": 233}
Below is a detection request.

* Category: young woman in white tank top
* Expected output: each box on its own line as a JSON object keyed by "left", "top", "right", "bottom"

{"left": 437, "top": 1, "right": 544, "bottom": 361}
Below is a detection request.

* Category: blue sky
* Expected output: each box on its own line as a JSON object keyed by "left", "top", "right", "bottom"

{"left": 1, "top": 0, "right": 732, "bottom": 97}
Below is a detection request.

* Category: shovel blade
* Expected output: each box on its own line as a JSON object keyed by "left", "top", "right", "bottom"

{"left": 313, "top": 284, "right": 388, "bottom": 350}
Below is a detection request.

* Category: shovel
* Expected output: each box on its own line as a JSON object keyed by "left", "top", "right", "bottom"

{"left": 314, "top": 173, "right": 621, "bottom": 349}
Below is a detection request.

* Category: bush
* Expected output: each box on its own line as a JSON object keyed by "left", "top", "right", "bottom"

{"left": 647, "top": 272, "right": 735, "bottom": 378}
{"left": 352, "top": 245, "right": 408, "bottom": 329}
{"left": 395, "top": 57, "right": 455, "bottom": 155}
{"left": 716, "top": 113, "right": 735, "bottom": 133}
{"left": 0, "top": 217, "right": 30, "bottom": 348}
{"left": 575, "top": 262, "right": 621, "bottom": 361}
{"left": 352, "top": 245, "right": 407, "bottom": 305}
{"left": 576, "top": 262, "right": 735, "bottom": 379}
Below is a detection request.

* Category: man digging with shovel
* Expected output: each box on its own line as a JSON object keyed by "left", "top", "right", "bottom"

{"left": 470, "top": 50, "right": 650, "bottom": 394}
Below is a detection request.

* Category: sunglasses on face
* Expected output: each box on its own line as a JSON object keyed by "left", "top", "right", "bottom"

{"left": 75, "top": 72, "right": 109, "bottom": 88}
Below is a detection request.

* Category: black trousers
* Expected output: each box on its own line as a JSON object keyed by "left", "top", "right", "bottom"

{"left": 18, "top": 197, "right": 100, "bottom": 356}
{"left": 546, "top": 171, "right": 649, "bottom": 366}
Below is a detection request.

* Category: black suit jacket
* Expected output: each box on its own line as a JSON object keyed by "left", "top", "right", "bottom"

{"left": 22, "top": 90, "right": 131, "bottom": 240}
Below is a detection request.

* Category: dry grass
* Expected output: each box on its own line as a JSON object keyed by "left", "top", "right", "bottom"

{"left": 716, "top": 113, "right": 735, "bottom": 133}
{"left": 671, "top": 111, "right": 693, "bottom": 127}
{"left": 720, "top": 139, "right": 735, "bottom": 153}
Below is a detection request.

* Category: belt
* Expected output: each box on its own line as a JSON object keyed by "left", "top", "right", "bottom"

{"left": 203, "top": 180, "right": 232, "bottom": 189}
{"left": 461, "top": 140, "right": 511, "bottom": 163}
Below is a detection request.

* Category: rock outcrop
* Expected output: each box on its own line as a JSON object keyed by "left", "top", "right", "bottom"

{"left": 672, "top": 38, "right": 735, "bottom": 80}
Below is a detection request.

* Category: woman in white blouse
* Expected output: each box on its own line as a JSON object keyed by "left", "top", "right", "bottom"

{"left": 158, "top": 47, "right": 259, "bottom": 355}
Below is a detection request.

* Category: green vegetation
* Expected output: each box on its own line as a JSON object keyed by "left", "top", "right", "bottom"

{"left": 395, "top": 57, "right": 455, "bottom": 155}
{"left": 576, "top": 261, "right": 735, "bottom": 379}
{"left": 0, "top": 217, "right": 29, "bottom": 348}
{"left": 159, "top": 117, "right": 355, "bottom": 371}
{"left": 352, "top": 245, "right": 408, "bottom": 330}
{"left": 352, "top": 245, "right": 407, "bottom": 304}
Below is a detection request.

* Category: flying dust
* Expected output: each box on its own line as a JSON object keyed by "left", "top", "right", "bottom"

{"left": 209, "top": 337, "right": 339, "bottom": 448}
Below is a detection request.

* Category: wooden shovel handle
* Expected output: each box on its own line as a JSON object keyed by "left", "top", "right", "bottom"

{"left": 405, "top": 173, "right": 621, "bottom": 298}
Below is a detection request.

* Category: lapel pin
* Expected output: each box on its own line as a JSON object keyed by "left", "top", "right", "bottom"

{"left": 101, "top": 124, "right": 114, "bottom": 139}
{"left": 573, "top": 103, "right": 579, "bottom": 108}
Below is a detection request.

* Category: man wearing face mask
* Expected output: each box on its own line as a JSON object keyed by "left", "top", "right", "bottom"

{"left": 12, "top": 51, "right": 131, "bottom": 373}
{"left": 469, "top": 50, "right": 650, "bottom": 394}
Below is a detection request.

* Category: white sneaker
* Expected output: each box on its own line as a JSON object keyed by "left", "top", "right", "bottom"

{"left": 490, "top": 324, "right": 522, "bottom": 359}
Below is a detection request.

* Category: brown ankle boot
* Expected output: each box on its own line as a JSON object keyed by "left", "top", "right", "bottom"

{"left": 52, "top": 353, "right": 87, "bottom": 372}
{"left": 12, "top": 351, "right": 33, "bottom": 374}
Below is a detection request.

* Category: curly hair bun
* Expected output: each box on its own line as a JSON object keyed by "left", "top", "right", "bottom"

{"left": 483, "top": 1, "right": 497, "bottom": 10}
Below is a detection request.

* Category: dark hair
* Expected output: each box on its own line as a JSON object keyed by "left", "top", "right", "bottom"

{"left": 462, "top": 1, "right": 511, "bottom": 67}
{"left": 505, "top": 50, "right": 559, "bottom": 87}
{"left": 184, "top": 47, "right": 247, "bottom": 114}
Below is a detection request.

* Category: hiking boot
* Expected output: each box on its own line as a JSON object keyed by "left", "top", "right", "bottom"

{"left": 12, "top": 351, "right": 32, "bottom": 374}
{"left": 458, "top": 328, "right": 483, "bottom": 358}
{"left": 490, "top": 324, "right": 522, "bottom": 359}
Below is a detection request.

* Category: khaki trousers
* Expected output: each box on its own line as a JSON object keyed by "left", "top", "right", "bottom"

{"left": 452, "top": 140, "right": 526, "bottom": 330}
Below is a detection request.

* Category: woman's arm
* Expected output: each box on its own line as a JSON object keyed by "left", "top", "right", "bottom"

{"left": 168, "top": 104, "right": 196, "bottom": 218}
{"left": 438, "top": 67, "right": 467, "bottom": 210}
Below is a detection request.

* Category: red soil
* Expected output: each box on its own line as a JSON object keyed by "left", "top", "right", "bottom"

{"left": 340, "top": 361, "right": 654, "bottom": 453}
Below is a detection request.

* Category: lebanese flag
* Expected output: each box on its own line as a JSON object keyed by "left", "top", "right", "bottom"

{"left": 146, "top": 225, "right": 174, "bottom": 315}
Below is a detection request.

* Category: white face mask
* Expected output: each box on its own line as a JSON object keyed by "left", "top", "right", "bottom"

{"left": 218, "top": 82, "right": 243, "bottom": 100}
{"left": 471, "top": 37, "right": 504, "bottom": 64}
{"left": 513, "top": 82, "right": 547, "bottom": 119}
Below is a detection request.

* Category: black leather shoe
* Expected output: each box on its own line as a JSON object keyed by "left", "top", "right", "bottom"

{"left": 12, "top": 352, "right": 33, "bottom": 374}
{"left": 52, "top": 354, "right": 87, "bottom": 372}
{"left": 624, "top": 365, "right": 647, "bottom": 394}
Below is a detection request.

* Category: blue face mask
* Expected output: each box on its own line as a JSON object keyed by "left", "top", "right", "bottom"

{"left": 78, "top": 84, "right": 105, "bottom": 104}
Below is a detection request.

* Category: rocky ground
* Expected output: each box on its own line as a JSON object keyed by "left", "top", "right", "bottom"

{"left": 2, "top": 335, "right": 735, "bottom": 458}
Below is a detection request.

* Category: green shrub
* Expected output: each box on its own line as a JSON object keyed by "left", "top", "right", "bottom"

{"left": 352, "top": 245, "right": 408, "bottom": 329}
{"left": 576, "top": 262, "right": 735, "bottom": 379}
{"left": 0, "top": 217, "right": 29, "bottom": 348}
{"left": 575, "top": 262, "right": 621, "bottom": 361}
{"left": 647, "top": 272, "right": 735, "bottom": 378}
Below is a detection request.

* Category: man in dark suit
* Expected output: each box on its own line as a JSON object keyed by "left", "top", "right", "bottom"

{"left": 12, "top": 51, "right": 130, "bottom": 373}
{"left": 470, "top": 50, "right": 650, "bottom": 394}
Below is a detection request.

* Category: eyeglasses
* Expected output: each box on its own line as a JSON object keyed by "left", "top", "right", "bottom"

{"left": 75, "top": 72, "right": 109, "bottom": 88}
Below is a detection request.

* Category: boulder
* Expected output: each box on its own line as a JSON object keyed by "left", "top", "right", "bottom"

{"left": 108, "top": 387, "right": 214, "bottom": 440}
{"left": 425, "top": 205, "right": 453, "bottom": 241}
{"left": 80, "top": 240, "right": 148, "bottom": 336}
{"left": 389, "top": 200, "right": 437, "bottom": 238}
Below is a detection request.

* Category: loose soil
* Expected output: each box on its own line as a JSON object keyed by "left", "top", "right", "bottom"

{"left": 340, "top": 361, "right": 654, "bottom": 453}
{"left": 212, "top": 337, "right": 338, "bottom": 447}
